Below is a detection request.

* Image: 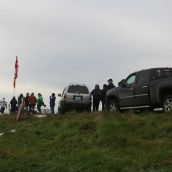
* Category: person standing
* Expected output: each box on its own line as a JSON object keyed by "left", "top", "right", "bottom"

{"left": 91, "top": 84, "right": 101, "bottom": 112}
{"left": 50, "top": 93, "right": 56, "bottom": 114}
{"left": 101, "top": 84, "right": 108, "bottom": 111}
{"left": 18, "top": 94, "right": 24, "bottom": 109}
{"left": 37, "top": 93, "right": 44, "bottom": 113}
{"left": 10, "top": 97, "right": 18, "bottom": 113}
{"left": 25, "top": 93, "right": 30, "bottom": 113}
{"left": 0, "top": 98, "right": 7, "bottom": 114}
{"left": 28, "top": 93, "right": 37, "bottom": 113}
{"left": 107, "top": 79, "right": 115, "bottom": 91}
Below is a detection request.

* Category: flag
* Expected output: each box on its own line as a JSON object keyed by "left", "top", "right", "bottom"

{"left": 13, "top": 56, "right": 19, "bottom": 89}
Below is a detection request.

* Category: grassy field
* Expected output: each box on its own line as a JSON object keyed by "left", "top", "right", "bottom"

{"left": 0, "top": 112, "right": 172, "bottom": 172}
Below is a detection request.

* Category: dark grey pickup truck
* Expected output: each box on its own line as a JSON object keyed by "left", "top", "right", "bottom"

{"left": 106, "top": 68, "right": 172, "bottom": 112}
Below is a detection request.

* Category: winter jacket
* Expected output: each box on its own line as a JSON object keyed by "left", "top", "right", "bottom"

{"left": 101, "top": 88, "right": 107, "bottom": 102}
{"left": 37, "top": 96, "right": 44, "bottom": 106}
{"left": 0, "top": 100, "right": 7, "bottom": 108}
{"left": 10, "top": 98, "right": 17, "bottom": 107}
{"left": 106, "top": 83, "right": 115, "bottom": 91}
{"left": 91, "top": 89, "right": 101, "bottom": 101}
{"left": 29, "top": 96, "right": 37, "bottom": 105}
{"left": 25, "top": 96, "right": 30, "bottom": 106}
{"left": 50, "top": 96, "right": 56, "bottom": 107}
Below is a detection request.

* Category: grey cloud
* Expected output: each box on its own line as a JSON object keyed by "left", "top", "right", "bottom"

{"left": 0, "top": 0, "right": 172, "bottom": 104}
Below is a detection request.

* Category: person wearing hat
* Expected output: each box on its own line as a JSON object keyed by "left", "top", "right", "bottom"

{"left": 106, "top": 79, "right": 115, "bottom": 91}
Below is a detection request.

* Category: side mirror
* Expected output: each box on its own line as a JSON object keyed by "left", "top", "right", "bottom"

{"left": 58, "top": 94, "right": 62, "bottom": 97}
{"left": 118, "top": 79, "right": 125, "bottom": 87}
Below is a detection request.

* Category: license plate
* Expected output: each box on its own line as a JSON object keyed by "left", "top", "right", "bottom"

{"left": 74, "top": 96, "right": 82, "bottom": 101}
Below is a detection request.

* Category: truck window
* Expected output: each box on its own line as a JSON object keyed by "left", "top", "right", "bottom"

{"left": 67, "top": 85, "right": 89, "bottom": 94}
{"left": 151, "top": 68, "right": 172, "bottom": 80}
{"left": 137, "top": 71, "right": 150, "bottom": 84}
{"left": 163, "top": 69, "right": 172, "bottom": 78}
{"left": 125, "top": 74, "right": 136, "bottom": 86}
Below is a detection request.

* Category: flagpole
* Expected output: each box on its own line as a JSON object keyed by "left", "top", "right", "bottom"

{"left": 13, "top": 88, "right": 16, "bottom": 97}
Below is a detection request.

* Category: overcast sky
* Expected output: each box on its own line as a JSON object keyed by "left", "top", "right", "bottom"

{"left": 1, "top": 0, "right": 172, "bottom": 105}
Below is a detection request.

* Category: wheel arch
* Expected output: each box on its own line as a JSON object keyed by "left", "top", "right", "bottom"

{"left": 107, "top": 95, "right": 118, "bottom": 101}
{"left": 159, "top": 86, "right": 172, "bottom": 103}
{"left": 106, "top": 95, "right": 119, "bottom": 111}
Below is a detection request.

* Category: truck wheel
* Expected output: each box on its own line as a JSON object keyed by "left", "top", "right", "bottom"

{"left": 163, "top": 95, "right": 172, "bottom": 112}
{"left": 109, "top": 99, "right": 118, "bottom": 112}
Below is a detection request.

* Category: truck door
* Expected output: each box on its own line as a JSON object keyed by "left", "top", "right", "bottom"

{"left": 119, "top": 73, "right": 137, "bottom": 107}
{"left": 133, "top": 70, "right": 150, "bottom": 106}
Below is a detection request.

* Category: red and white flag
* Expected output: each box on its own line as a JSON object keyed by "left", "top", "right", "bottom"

{"left": 13, "top": 56, "right": 19, "bottom": 89}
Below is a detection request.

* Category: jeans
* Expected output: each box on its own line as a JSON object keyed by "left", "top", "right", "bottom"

{"left": 93, "top": 99, "right": 100, "bottom": 112}
{"left": 101, "top": 100, "right": 106, "bottom": 111}
{"left": 50, "top": 106, "right": 55, "bottom": 114}
{"left": 25, "top": 106, "right": 29, "bottom": 113}
{"left": 29, "top": 104, "right": 35, "bottom": 113}
{"left": 37, "top": 105, "right": 42, "bottom": 113}
{"left": 0, "top": 107, "right": 5, "bottom": 114}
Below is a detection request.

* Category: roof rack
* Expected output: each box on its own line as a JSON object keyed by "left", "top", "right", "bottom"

{"left": 67, "top": 83, "right": 87, "bottom": 87}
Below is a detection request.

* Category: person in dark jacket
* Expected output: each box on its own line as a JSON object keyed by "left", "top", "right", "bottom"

{"left": 101, "top": 84, "right": 107, "bottom": 111}
{"left": 91, "top": 84, "right": 101, "bottom": 112}
{"left": 107, "top": 79, "right": 115, "bottom": 91}
{"left": 18, "top": 94, "right": 24, "bottom": 108}
{"left": 50, "top": 93, "right": 56, "bottom": 114}
{"left": 25, "top": 93, "right": 30, "bottom": 113}
{"left": 10, "top": 97, "right": 18, "bottom": 113}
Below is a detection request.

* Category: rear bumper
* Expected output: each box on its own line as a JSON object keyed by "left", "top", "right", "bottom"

{"left": 63, "top": 101, "right": 91, "bottom": 109}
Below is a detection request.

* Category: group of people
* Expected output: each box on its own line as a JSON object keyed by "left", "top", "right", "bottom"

{"left": 91, "top": 79, "right": 115, "bottom": 112}
{"left": 9, "top": 93, "right": 56, "bottom": 114}
{"left": 0, "top": 79, "right": 115, "bottom": 115}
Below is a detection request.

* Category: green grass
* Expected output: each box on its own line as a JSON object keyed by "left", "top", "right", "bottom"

{"left": 0, "top": 112, "right": 172, "bottom": 172}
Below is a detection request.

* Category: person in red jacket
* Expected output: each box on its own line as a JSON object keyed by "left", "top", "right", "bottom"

{"left": 28, "top": 93, "right": 37, "bottom": 113}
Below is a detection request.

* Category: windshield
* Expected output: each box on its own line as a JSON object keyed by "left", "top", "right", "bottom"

{"left": 67, "top": 85, "right": 89, "bottom": 94}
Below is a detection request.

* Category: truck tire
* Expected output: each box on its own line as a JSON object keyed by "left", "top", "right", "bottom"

{"left": 109, "top": 99, "right": 119, "bottom": 112}
{"left": 163, "top": 95, "right": 172, "bottom": 112}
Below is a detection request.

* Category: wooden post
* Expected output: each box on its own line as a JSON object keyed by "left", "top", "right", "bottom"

{"left": 16, "top": 100, "right": 25, "bottom": 121}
